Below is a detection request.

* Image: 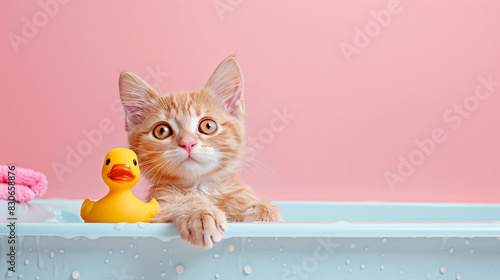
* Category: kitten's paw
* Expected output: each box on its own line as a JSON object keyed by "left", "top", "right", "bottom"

{"left": 243, "top": 200, "right": 283, "bottom": 222}
{"left": 175, "top": 206, "right": 227, "bottom": 249}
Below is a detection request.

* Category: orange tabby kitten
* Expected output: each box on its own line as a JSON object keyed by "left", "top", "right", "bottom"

{"left": 119, "top": 57, "right": 282, "bottom": 248}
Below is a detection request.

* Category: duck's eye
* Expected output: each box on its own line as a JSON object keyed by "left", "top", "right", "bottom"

{"left": 153, "top": 124, "right": 172, "bottom": 139}
{"left": 106, "top": 158, "right": 110, "bottom": 165}
{"left": 133, "top": 159, "right": 137, "bottom": 166}
{"left": 198, "top": 119, "right": 218, "bottom": 135}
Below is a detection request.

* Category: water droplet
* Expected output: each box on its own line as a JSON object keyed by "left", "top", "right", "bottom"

{"left": 465, "top": 239, "right": 470, "bottom": 245}
{"left": 129, "top": 243, "right": 135, "bottom": 248}
{"left": 134, "top": 254, "right": 139, "bottom": 259}
{"left": 283, "top": 263, "right": 287, "bottom": 267}
{"left": 426, "top": 273, "right": 431, "bottom": 279}
{"left": 163, "top": 248, "right": 167, "bottom": 252}
{"left": 380, "top": 265, "right": 385, "bottom": 270}
{"left": 59, "top": 249, "right": 65, "bottom": 254}
{"left": 364, "top": 247, "right": 369, "bottom": 251}
{"left": 244, "top": 265, "right": 252, "bottom": 275}
{"left": 228, "top": 245, "right": 235, "bottom": 252}
{"left": 456, "top": 273, "right": 462, "bottom": 280}
{"left": 176, "top": 265, "right": 184, "bottom": 274}
{"left": 24, "top": 259, "right": 30, "bottom": 265}
{"left": 161, "top": 272, "right": 167, "bottom": 277}
{"left": 50, "top": 251, "right": 55, "bottom": 258}
{"left": 246, "top": 238, "right": 252, "bottom": 243}
{"left": 72, "top": 270, "right": 80, "bottom": 279}
{"left": 278, "top": 247, "right": 283, "bottom": 252}
{"left": 214, "top": 253, "right": 220, "bottom": 258}
{"left": 105, "top": 259, "right": 109, "bottom": 264}
{"left": 249, "top": 243, "right": 254, "bottom": 247}
{"left": 382, "top": 238, "right": 387, "bottom": 243}
{"left": 399, "top": 271, "right": 403, "bottom": 275}
{"left": 469, "top": 249, "right": 474, "bottom": 254}
{"left": 18, "top": 274, "right": 23, "bottom": 279}
{"left": 346, "top": 259, "right": 350, "bottom": 265}
{"left": 108, "top": 250, "right": 112, "bottom": 255}
{"left": 215, "top": 273, "right": 220, "bottom": 279}
{"left": 120, "top": 250, "right": 124, "bottom": 253}
{"left": 114, "top": 223, "right": 127, "bottom": 230}
{"left": 36, "top": 277, "right": 39, "bottom": 280}
{"left": 440, "top": 266, "right": 446, "bottom": 274}
{"left": 348, "top": 268, "right": 352, "bottom": 273}
{"left": 271, "top": 257, "right": 275, "bottom": 261}
{"left": 350, "top": 243, "right": 356, "bottom": 249}
{"left": 360, "top": 264, "right": 365, "bottom": 270}
{"left": 7, "top": 271, "right": 14, "bottom": 277}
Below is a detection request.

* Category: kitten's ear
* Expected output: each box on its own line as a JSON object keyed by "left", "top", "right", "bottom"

{"left": 203, "top": 57, "right": 245, "bottom": 119}
{"left": 119, "top": 71, "right": 159, "bottom": 129}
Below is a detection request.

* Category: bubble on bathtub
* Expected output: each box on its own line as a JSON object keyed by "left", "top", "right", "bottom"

{"left": 114, "top": 223, "right": 127, "bottom": 230}
{"left": 59, "top": 249, "right": 64, "bottom": 254}
{"left": 465, "top": 239, "right": 470, "bottom": 245}
{"left": 120, "top": 250, "right": 125, "bottom": 254}
{"left": 350, "top": 243, "right": 356, "bottom": 249}
{"left": 440, "top": 266, "right": 446, "bottom": 274}
{"left": 24, "top": 258, "right": 29, "bottom": 265}
{"left": 449, "top": 248, "right": 454, "bottom": 254}
{"left": 380, "top": 265, "right": 384, "bottom": 270}
{"left": 271, "top": 257, "right": 275, "bottom": 261}
{"left": 50, "top": 251, "right": 55, "bottom": 258}
{"left": 348, "top": 268, "right": 352, "bottom": 273}
{"left": 244, "top": 265, "right": 252, "bottom": 275}
{"left": 161, "top": 272, "right": 167, "bottom": 277}
{"left": 71, "top": 270, "right": 80, "bottom": 279}
{"left": 426, "top": 273, "right": 431, "bottom": 279}
{"left": 214, "top": 253, "right": 220, "bottom": 258}
{"left": 215, "top": 273, "right": 221, "bottom": 279}
{"left": 250, "top": 243, "right": 254, "bottom": 247}
{"left": 228, "top": 245, "right": 235, "bottom": 252}
{"left": 141, "top": 276, "right": 145, "bottom": 279}
{"left": 360, "top": 264, "right": 365, "bottom": 270}
{"left": 399, "top": 271, "right": 403, "bottom": 275}
{"left": 246, "top": 238, "right": 252, "bottom": 243}
{"left": 7, "top": 270, "right": 14, "bottom": 277}
{"left": 176, "top": 265, "right": 184, "bottom": 274}
{"left": 137, "top": 222, "right": 147, "bottom": 229}
{"left": 278, "top": 247, "right": 283, "bottom": 252}
{"left": 345, "top": 259, "right": 350, "bottom": 265}
{"left": 36, "top": 277, "right": 39, "bottom": 280}
{"left": 105, "top": 259, "right": 109, "bottom": 264}
{"left": 108, "top": 250, "right": 113, "bottom": 255}
{"left": 18, "top": 274, "right": 23, "bottom": 279}
{"left": 469, "top": 249, "right": 474, "bottom": 254}
{"left": 130, "top": 243, "right": 135, "bottom": 248}
{"left": 382, "top": 238, "right": 387, "bottom": 243}
{"left": 163, "top": 248, "right": 168, "bottom": 253}
{"left": 159, "top": 262, "right": 163, "bottom": 266}
{"left": 134, "top": 254, "right": 139, "bottom": 259}
{"left": 283, "top": 263, "right": 287, "bottom": 267}
{"left": 364, "top": 247, "right": 369, "bottom": 251}
{"left": 456, "top": 273, "right": 462, "bottom": 280}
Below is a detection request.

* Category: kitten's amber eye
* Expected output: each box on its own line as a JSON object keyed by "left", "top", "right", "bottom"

{"left": 153, "top": 124, "right": 172, "bottom": 139}
{"left": 198, "top": 119, "right": 218, "bottom": 135}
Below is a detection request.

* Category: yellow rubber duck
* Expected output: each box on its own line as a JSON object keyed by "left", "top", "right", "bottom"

{"left": 80, "top": 148, "right": 160, "bottom": 223}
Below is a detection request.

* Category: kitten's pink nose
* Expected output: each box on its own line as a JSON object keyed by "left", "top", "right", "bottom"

{"left": 180, "top": 141, "right": 197, "bottom": 153}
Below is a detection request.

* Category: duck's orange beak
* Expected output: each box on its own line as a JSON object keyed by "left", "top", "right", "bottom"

{"left": 107, "top": 164, "right": 136, "bottom": 182}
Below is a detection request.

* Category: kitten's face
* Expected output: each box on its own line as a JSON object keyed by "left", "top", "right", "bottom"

{"left": 119, "top": 57, "right": 245, "bottom": 184}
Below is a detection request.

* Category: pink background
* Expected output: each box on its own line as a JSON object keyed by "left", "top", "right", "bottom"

{"left": 1, "top": 1, "right": 499, "bottom": 202}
